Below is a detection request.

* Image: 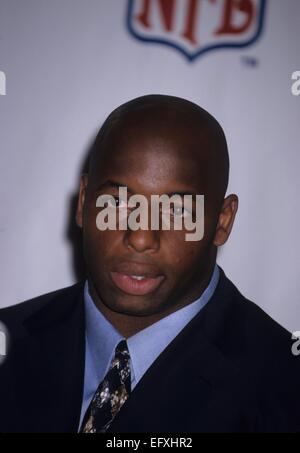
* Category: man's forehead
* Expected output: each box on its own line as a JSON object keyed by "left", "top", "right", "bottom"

{"left": 89, "top": 143, "right": 211, "bottom": 197}
{"left": 92, "top": 118, "right": 214, "bottom": 171}
{"left": 93, "top": 178, "right": 202, "bottom": 199}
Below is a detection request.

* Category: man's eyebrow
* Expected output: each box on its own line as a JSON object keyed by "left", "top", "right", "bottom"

{"left": 95, "top": 180, "right": 132, "bottom": 193}
{"left": 166, "top": 191, "right": 198, "bottom": 198}
{"left": 95, "top": 181, "right": 199, "bottom": 198}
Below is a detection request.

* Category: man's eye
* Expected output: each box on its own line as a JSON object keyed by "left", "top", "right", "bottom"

{"left": 166, "top": 205, "right": 191, "bottom": 218}
{"left": 107, "top": 197, "right": 127, "bottom": 208}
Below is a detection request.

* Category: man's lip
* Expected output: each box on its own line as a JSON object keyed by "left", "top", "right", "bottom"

{"left": 110, "top": 272, "right": 165, "bottom": 296}
{"left": 110, "top": 260, "right": 165, "bottom": 296}
{"left": 111, "top": 261, "right": 164, "bottom": 279}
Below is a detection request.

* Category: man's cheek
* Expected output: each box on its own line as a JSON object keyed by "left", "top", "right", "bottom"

{"left": 90, "top": 230, "right": 125, "bottom": 262}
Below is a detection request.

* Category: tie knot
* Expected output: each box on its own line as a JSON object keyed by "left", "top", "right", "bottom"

{"left": 115, "top": 339, "right": 130, "bottom": 358}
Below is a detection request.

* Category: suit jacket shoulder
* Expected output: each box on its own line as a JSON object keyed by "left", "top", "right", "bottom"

{"left": 0, "top": 283, "right": 83, "bottom": 334}
{"left": 188, "top": 274, "right": 300, "bottom": 432}
{"left": 0, "top": 282, "right": 86, "bottom": 433}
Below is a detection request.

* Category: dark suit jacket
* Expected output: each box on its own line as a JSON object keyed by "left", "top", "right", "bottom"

{"left": 0, "top": 268, "right": 299, "bottom": 433}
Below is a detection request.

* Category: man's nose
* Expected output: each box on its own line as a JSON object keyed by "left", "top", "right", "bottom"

{"left": 124, "top": 227, "right": 160, "bottom": 253}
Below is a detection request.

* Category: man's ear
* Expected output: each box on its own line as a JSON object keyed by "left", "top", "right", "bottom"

{"left": 76, "top": 174, "right": 89, "bottom": 229}
{"left": 213, "top": 194, "right": 239, "bottom": 247}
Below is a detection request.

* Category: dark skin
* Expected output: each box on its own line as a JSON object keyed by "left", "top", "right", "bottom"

{"left": 76, "top": 97, "right": 238, "bottom": 338}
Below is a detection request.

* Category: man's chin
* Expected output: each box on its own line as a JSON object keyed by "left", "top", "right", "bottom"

{"left": 103, "top": 296, "right": 164, "bottom": 317}
{"left": 89, "top": 277, "right": 171, "bottom": 317}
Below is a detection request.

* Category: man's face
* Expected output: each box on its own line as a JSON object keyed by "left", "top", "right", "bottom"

{"left": 77, "top": 123, "right": 227, "bottom": 317}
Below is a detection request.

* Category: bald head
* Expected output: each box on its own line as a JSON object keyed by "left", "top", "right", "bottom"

{"left": 88, "top": 94, "right": 230, "bottom": 208}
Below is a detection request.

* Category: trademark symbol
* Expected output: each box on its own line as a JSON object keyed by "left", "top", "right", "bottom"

{"left": 241, "top": 56, "right": 259, "bottom": 67}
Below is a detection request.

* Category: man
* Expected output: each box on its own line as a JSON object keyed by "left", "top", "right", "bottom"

{"left": 0, "top": 95, "right": 299, "bottom": 433}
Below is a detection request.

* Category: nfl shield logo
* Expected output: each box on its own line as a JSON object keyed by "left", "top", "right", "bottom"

{"left": 127, "top": 0, "right": 267, "bottom": 61}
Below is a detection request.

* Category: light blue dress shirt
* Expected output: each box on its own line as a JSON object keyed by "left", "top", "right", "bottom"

{"left": 79, "top": 264, "right": 220, "bottom": 427}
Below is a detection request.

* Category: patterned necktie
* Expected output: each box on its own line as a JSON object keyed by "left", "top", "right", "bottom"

{"left": 80, "top": 339, "right": 131, "bottom": 433}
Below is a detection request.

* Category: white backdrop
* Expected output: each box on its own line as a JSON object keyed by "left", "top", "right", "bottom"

{"left": 0, "top": 0, "right": 299, "bottom": 331}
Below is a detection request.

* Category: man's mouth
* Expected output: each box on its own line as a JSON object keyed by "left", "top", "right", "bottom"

{"left": 110, "top": 261, "right": 165, "bottom": 296}
{"left": 110, "top": 272, "right": 165, "bottom": 296}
